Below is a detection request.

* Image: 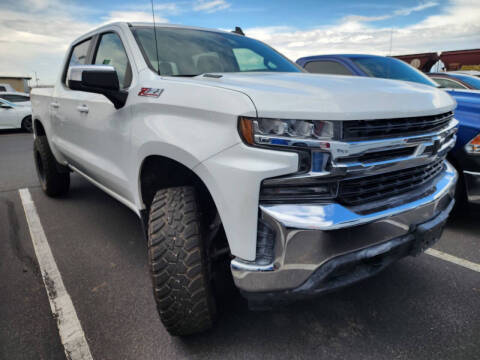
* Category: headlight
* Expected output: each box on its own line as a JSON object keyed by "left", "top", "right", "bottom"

{"left": 465, "top": 133, "right": 480, "bottom": 155}
{"left": 239, "top": 117, "right": 334, "bottom": 148}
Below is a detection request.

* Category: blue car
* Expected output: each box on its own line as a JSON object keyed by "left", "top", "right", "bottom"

{"left": 297, "top": 54, "right": 480, "bottom": 208}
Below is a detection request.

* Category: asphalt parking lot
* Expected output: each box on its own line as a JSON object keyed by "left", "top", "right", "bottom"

{"left": 1, "top": 131, "right": 479, "bottom": 360}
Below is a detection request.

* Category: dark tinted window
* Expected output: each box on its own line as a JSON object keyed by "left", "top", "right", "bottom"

{"left": 349, "top": 56, "right": 437, "bottom": 87}
{"left": 304, "top": 60, "right": 353, "bottom": 75}
{"left": 0, "top": 94, "right": 30, "bottom": 102}
{"left": 94, "top": 32, "right": 132, "bottom": 88}
{"left": 0, "top": 86, "right": 6, "bottom": 91}
{"left": 448, "top": 74, "right": 480, "bottom": 89}
{"left": 68, "top": 39, "right": 91, "bottom": 67}
{"left": 132, "top": 27, "right": 301, "bottom": 76}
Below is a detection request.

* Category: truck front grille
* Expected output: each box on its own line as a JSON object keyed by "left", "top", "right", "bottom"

{"left": 336, "top": 147, "right": 416, "bottom": 164}
{"left": 342, "top": 111, "right": 453, "bottom": 140}
{"left": 338, "top": 159, "right": 445, "bottom": 206}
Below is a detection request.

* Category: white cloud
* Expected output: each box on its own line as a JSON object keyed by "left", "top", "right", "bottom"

{"left": 104, "top": 11, "right": 168, "bottom": 24}
{"left": 154, "top": 3, "right": 182, "bottom": 15}
{"left": 344, "top": 1, "right": 438, "bottom": 22}
{"left": 193, "top": 0, "right": 230, "bottom": 13}
{"left": 121, "top": 2, "right": 182, "bottom": 16}
{"left": 0, "top": 1, "right": 171, "bottom": 84}
{"left": 394, "top": 1, "right": 438, "bottom": 16}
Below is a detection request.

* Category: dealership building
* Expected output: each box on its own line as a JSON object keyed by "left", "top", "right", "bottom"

{"left": 0, "top": 75, "right": 31, "bottom": 93}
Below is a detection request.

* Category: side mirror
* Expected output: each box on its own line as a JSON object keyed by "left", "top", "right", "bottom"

{"left": 67, "top": 65, "right": 128, "bottom": 109}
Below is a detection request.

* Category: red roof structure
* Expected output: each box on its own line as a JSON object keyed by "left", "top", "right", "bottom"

{"left": 394, "top": 49, "right": 480, "bottom": 72}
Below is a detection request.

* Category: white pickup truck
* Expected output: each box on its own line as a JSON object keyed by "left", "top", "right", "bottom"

{"left": 31, "top": 22, "right": 458, "bottom": 336}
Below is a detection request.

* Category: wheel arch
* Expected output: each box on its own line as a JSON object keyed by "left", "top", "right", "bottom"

{"left": 138, "top": 154, "right": 223, "bottom": 242}
{"left": 33, "top": 118, "right": 46, "bottom": 136}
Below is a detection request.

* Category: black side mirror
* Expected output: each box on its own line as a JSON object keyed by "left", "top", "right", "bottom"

{"left": 67, "top": 65, "right": 128, "bottom": 109}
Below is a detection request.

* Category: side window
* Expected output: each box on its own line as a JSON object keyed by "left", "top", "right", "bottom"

{"left": 304, "top": 61, "right": 353, "bottom": 75}
{"left": 64, "top": 38, "right": 91, "bottom": 84}
{"left": 68, "top": 39, "right": 91, "bottom": 67}
{"left": 1, "top": 95, "right": 29, "bottom": 102}
{"left": 94, "top": 33, "right": 132, "bottom": 89}
{"left": 432, "top": 78, "right": 467, "bottom": 89}
{"left": 0, "top": 86, "right": 6, "bottom": 91}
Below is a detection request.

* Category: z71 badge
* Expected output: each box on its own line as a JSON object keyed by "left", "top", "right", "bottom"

{"left": 138, "top": 88, "right": 164, "bottom": 98}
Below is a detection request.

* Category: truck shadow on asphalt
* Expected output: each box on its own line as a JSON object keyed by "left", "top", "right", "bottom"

{"left": 40, "top": 175, "right": 480, "bottom": 359}
{"left": 0, "top": 129, "right": 28, "bottom": 136}
{"left": 179, "top": 253, "right": 479, "bottom": 359}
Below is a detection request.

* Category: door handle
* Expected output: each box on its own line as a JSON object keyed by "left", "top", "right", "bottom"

{"left": 50, "top": 102, "right": 59, "bottom": 109}
{"left": 76, "top": 105, "right": 89, "bottom": 114}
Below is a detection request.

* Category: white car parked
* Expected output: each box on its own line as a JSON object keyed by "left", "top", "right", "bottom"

{"left": 0, "top": 97, "right": 32, "bottom": 132}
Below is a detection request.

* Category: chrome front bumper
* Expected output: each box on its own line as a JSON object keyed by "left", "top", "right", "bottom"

{"left": 231, "top": 161, "right": 457, "bottom": 294}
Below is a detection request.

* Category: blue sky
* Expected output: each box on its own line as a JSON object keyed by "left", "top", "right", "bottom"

{"left": 0, "top": 0, "right": 479, "bottom": 84}
{"left": 71, "top": 0, "right": 447, "bottom": 30}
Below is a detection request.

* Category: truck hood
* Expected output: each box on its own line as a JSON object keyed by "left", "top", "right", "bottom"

{"left": 197, "top": 72, "right": 456, "bottom": 120}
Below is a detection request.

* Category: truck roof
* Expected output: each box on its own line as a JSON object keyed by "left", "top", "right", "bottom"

{"left": 72, "top": 22, "right": 237, "bottom": 46}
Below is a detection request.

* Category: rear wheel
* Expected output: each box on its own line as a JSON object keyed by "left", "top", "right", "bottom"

{"left": 34, "top": 136, "right": 70, "bottom": 197}
{"left": 21, "top": 116, "right": 32, "bottom": 133}
{"left": 148, "top": 186, "right": 217, "bottom": 336}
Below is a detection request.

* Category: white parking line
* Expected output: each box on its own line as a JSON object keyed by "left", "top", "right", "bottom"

{"left": 425, "top": 248, "right": 480, "bottom": 273}
{"left": 19, "top": 188, "right": 93, "bottom": 360}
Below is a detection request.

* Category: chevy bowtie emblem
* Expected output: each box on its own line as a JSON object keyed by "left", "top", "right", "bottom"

{"left": 138, "top": 88, "right": 164, "bottom": 98}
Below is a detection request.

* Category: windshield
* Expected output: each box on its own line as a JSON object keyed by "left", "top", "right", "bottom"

{"left": 349, "top": 56, "right": 438, "bottom": 87}
{"left": 131, "top": 27, "right": 302, "bottom": 76}
{"left": 448, "top": 74, "right": 480, "bottom": 89}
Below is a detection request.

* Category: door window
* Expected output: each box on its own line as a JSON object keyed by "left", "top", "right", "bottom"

{"left": 64, "top": 38, "right": 92, "bottom": 84}
{"left": 94, "top": 33, "right": 132, "bottom": 89}
{"left": 68, "top": 39, "right": 91, "bottom": 67}
{"left": 304, "top": 61, "right": 353, "bottom": 75}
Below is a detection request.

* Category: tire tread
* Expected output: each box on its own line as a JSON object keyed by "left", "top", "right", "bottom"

{"left": 148, "top": 186, "right": 216, "bottom": 336}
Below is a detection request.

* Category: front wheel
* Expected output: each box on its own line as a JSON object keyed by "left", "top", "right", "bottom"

{"left": 148, "top": 186, "right": 217, "bottom": 336}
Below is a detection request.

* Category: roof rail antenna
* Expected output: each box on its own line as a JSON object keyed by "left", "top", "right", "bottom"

{"left": 150, "top": 0, "right": 161, "bottom": 76}
{"left": 232, "top": 26, "right": 245, "bottom": 36}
